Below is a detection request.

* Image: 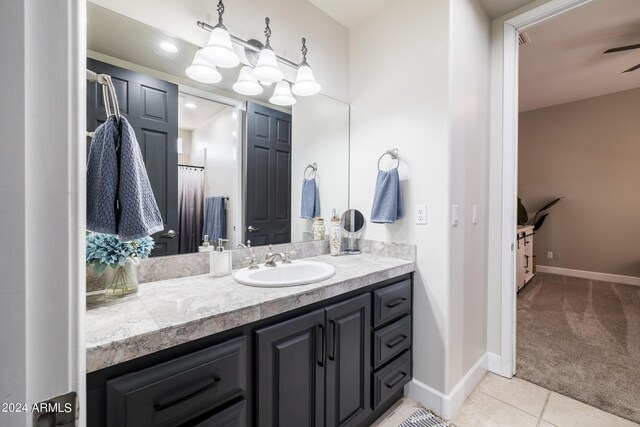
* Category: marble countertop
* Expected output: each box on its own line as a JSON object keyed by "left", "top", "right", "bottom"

{"left": 86, "top": 254, "right": 415, "bottom": 373}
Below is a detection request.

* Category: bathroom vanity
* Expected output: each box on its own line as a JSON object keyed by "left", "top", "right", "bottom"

{"left": 86, "top": 253, "right": 415, "bottom": 426}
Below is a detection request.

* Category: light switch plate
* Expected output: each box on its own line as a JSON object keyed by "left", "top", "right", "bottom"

{"left": 416, "top": 204, "right": 427, "bottom": 225}
{"left": 452, "top": 204, "right": 459, "bottom": 226}
{"left": 472, "top": 205, "right": 478, "bottom": 224}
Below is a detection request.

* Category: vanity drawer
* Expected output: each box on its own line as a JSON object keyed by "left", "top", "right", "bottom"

{"left": 373, "top": 315, "right": 411, "bottom": 369}
{"left": 373, "top": 279, "right": 412, "bottom": 327}
{"left": 373, "top": 350, "right": 411, "bottom": 409}
{"left": 193, "top": 399, "right": 246, "bottom": 427}
{"left": 106, "top": 335, "right": 247, "bottom": 427}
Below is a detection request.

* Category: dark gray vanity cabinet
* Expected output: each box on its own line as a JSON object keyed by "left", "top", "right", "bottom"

{"left": 325, "top": 294, "right": 371, "bottom": 427}
{"left": 87, "top": 274, "right": 413, "bottom": 427}
{"left": 256, "top": 293, "right": 372, "bottom": 427}
{"left": 255, "top": 309, "right": 326, "bottom": 427}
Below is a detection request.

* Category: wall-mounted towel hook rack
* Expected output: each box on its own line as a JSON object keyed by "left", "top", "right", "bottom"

{"left": 377, "top": 149, "right": 399, "bottom": 171}
{"left": 86, "top": 68, "right": 121, "bottom": 125}
{"left": 304, "top": 162, "right": 317, "bottom": 179}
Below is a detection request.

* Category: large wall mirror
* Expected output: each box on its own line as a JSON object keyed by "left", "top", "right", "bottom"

{"left": 86, "top": 3, "right": 350, "bottom": 257}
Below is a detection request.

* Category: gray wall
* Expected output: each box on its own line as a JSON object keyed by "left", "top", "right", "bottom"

{"left": 519, "top": 87, "right": 640, "bottom": 277}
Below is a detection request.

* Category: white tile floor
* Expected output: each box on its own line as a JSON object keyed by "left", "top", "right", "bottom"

{"left": 373, "top": 373, "right": 640, "bottom": 427}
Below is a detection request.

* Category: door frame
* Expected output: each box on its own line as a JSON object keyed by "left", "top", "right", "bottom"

{"left": 492, "top": 0, "right": 592, "bottom": 377}
{"left": 0, "top": 0, "right": 86, "bottom": 425}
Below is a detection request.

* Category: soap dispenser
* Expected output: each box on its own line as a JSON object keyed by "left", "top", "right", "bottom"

{"left": 210, "top": 238, "right": 232, "bottom": 277}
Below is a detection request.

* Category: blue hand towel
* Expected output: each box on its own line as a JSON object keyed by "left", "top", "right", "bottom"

{"left": 87, "top": 116, "right": 119, "bottom": 235}
{"left": 116, "top": 116, "right": 164, "bottom": 241}
{"left": 300, "top": 178, "right": 320, "bottom": 219}
{"left": 370, "top": 168, "right": 404, "bottom": 223}
{"left": 203, "top": 196, "right": 226, "bottom": 242}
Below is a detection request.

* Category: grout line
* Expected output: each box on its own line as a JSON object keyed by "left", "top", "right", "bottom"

{"left": 537, "top": 391, "right": 552, "bottom": 426}
{"left": 478, "top": 390, "right": 541, "bottom": 419}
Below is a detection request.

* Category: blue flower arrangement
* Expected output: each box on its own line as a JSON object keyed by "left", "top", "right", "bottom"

{"left": 86, "top": 233, "right": 154, "bottom": 275}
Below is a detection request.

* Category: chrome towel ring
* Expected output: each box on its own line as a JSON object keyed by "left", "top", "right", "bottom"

{"left": 304, "top": 162, "right": 317, "bottom": 179}
{"left": 377, "top": 149, "right": 399, "bottom": 171}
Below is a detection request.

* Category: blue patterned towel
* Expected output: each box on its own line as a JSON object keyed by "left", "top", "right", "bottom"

{"left": 301, "top": 178, "right": 320, "bottom": 219}
{"left": 203, "top": 196, "right": 226, "bottom": 242}
{"left": 371, "top": 168, "right": 404, "bottom": 223}
{"left": 117, "top": 117, "right": 164, "bottom": 241}
{"left": 87, "top": 116, "right": 119, "bottom": 235}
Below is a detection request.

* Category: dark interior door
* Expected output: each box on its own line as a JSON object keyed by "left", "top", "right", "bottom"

{"left": 245, "top": 102, "right": 292, "bottom": 246}
{"left": 325, "top": 294, "right": 372, "bottom": 427}
{"left": 256, "top": 309, "right": 325, "bottom": 427}
{"left": 87, "top": 58, "right": 178, "bottom": 256}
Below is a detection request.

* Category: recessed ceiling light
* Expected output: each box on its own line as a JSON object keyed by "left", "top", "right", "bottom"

{"left": 184, "top": 102, "right": 197, "bottom": 109}
{"left": 160, "top": 41, "right": 178, "bottom": 53}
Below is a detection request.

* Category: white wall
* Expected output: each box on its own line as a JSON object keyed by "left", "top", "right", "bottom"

{"left": 291, "top": 95, "right": 350, "bottom": 240}
{"left": 350, "top": 0, "right": 492, "bottom": 416}
{"left": 448, "top": 0, "right": 491, "bottom": 391}
{"left": 89, "top": 0, "right": 349, "bottom": 102}
{"left": 0, "top": 0, "right": 85, "bottom": 425}
{"left": 191, "top": 108, "right": 241, "bottom": 248}
{"left": 178, "top": 129, "right": 193, "bottom": 165}
{"left": 350, "top": 0, "right": 452, "bottom": 393}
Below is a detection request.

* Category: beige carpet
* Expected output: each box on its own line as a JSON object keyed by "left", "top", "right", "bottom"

{"left": 517, "top": 273, "right": 640, "bottom": 424}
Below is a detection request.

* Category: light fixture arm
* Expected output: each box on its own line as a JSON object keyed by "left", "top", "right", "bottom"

{"left": 217, "top": 0, "right": 224, "bottom": 23}
{"left": 301, "top": 37, "right": 308, "bottom": 64}
{"left": 264, "top": 17, "right": 272, "bottom": 48}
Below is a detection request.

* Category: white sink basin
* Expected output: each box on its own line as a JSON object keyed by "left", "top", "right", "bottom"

{"left": 233, "top": 260, "right": 336, "bottom": 287}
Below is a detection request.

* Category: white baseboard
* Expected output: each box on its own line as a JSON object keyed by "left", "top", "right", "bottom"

{"left": 536, "top": 265, "right": 640, "bottom": 286}
{"left": 405, "top": 353, "right": 488, "bottom": 420}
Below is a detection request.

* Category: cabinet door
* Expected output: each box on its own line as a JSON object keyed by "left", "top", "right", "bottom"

{"left": 325, "top": 294, "right": 371, "bottom": 427}
{"left": 256, "top": 309, "right": 325, "bottom": 427}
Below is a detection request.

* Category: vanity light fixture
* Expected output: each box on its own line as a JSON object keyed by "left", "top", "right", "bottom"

{"left": 270, "top": 81, "right": 296, "bottom": 106}
{"left": 186, "top": 49, "right": 222, "bottom": 84}
{"left": 233, "top": 66, "right": 264, "bottom": 96}
{"left": 200, "top": 0, "right": 240, "bottom": 68}
{"left": 252, "top": 18, "right": 284, "bottom": 84}
{"left": 292, "top": 38, "right": 321, "bottom": 96}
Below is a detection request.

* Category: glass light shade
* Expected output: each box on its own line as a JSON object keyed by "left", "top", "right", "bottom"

{"left": 252, "top": 47, "right": 284, "bottom": 83}
{"left": 186, "top": 50, "right": 222, "bottom": 84}
{"left": 201, "top": 25, "right": 240, "bottom": 68}
{"left": 270, "top": 81, "right": 296, "bottom": 106}
{"left": 233, "top": 66, "right": 263, "bottom": 96}
{"left": 292, "top": 63, "right": 321, "bottom": 96}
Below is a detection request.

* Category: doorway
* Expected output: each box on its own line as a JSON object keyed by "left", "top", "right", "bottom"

{"left": 494, "top": 0, "right": 640, "bottom": 423}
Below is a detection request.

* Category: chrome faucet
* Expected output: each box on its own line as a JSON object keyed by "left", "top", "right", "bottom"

{"left": 237, "top": 239, "right": 252, "bottom": 249}
{"left": 264, "top": 245, "right": 286, "bottom": 267}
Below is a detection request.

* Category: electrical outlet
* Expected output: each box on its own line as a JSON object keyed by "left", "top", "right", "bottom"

{"left": 415, "top": 204, "right": 427, "bottom": 225}
{"left": 554, "top": 252, "right": 561, "bottom": 260}
{"left": 546, "top": 251, "right": 553, "bottom": 259}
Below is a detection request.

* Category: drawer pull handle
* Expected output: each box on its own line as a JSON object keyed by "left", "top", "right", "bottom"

{"left": 386, "top": 371, "right": 407, "bottom": 388}
{"left": 316, "top": 324, "right": 325, "bottom": 367}
{"left": 386, "top": 335, "right": 407, "bottom": 348}
{"left": 386, "top": 297, "right": 407, "bottom": 308}
{"left": 153, "top": 376, "right": 221, "bottom": 412}
{"left": 328, "top": 320, "right": 337, "bottom": 361}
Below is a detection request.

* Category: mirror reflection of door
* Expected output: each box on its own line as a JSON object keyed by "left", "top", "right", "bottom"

{"left": 86, "top": 58, "right": 179, "bottom": 257}
{"left": 245, "top": 102, "right": 292, "bottom": 246}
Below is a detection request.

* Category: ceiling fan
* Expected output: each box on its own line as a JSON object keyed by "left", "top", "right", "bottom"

{"left": 603, "top": 43, "right": 640, "bottom": 73}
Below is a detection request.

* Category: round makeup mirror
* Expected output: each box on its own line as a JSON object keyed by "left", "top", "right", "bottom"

{"left": 340, "top": 209, "right": 365, "bottom": 254}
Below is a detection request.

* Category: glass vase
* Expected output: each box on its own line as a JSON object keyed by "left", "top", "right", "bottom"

{"left": 104, "top": 259, "right": 139, "bottom": 298}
